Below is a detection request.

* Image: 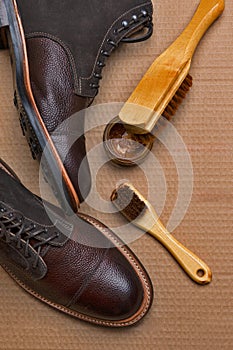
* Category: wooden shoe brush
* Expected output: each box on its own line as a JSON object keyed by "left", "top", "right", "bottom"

{"left": 104, "top": 0, "right": 225, "bottom": 165}
{"left": 111, "top": 182, "right": 212, "bottom": 285}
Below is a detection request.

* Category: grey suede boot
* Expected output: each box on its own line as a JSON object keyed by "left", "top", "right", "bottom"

{"left": 0, "top": 0, "right": 153, "bottom": 212}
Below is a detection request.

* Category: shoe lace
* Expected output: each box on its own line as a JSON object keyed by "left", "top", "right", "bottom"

{"left": 90, "top": 9, "right": 153, "bottom": 91}
{"left": 0, "top": 207, "right": 59, "bottom": 269}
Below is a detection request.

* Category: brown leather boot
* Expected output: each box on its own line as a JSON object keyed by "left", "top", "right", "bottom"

{"left": 0, "top": 0, "right": 153, "bottom": 212}
{"left": 0, "top": 158, "right": 153, "bottom": 327}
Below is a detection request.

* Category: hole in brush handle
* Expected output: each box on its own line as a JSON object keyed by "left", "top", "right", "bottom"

{"left": 197, "top": 269, "right": 205, "bottom": 278}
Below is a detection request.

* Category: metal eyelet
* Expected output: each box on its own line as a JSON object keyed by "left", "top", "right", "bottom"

{"left": 132, "top": 15, "right": 138, "bottom": 22}
{"left": 122, "top": 20, "right": 129, "bottom": 28}
{"left": 90, "top": 83, "right": 99, "bottom": 89}
{"left": 101, "top": 49, "right": 110, "bottom": 57}
{"left": 94, "top": 73, "right": 102, "bottom": 79}
{"left": 141, "top": 10, "right": 147, "bottom": 17}
{"left": 97, "top": 61, "right": 105, "bottom": 68}
{"left": 107, "top": 39, "right": 117, "bottom": 47}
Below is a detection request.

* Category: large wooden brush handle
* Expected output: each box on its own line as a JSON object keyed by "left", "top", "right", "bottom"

{"left": 150, "top": 219, "right": 212, "bottom": 284}
{"left": 119, "top": 0, "right": 225, "bottom": 133}
{"left": 169, "top": 0, "right": 225, "bottom": 60}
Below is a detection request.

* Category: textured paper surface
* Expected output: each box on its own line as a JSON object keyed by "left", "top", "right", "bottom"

{"left": 0, "top": 0, "right": 233, "bottom": 349}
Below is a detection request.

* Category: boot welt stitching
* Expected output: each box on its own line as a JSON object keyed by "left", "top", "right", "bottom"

{"left": 1, "top": 262, "right": 150, "bottom": 327}
{"left": 78, "top": 213, "right": 153, "bottom": 318}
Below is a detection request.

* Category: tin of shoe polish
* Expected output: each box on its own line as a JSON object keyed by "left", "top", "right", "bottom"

{"left": 103, "top": 117, "right": 154, "bottom": 166}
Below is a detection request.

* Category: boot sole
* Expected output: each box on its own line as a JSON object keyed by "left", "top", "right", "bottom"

{"left": 0, "top": 0, "right": 80, "bottom": 213}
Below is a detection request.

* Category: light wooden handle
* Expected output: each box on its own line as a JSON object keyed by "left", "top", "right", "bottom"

{"left": 170, "top": 0, "right": 225, "bottom": 60}
{"left": 150, "top": 220, "right": 212, "bottom": 284}
{"left": 119, "top": 0, "right": 225, "bottom": 133}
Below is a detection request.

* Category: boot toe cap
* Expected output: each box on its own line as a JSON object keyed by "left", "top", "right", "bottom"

{"left": 70, "top": 248, "right": 152, "bottom": 324}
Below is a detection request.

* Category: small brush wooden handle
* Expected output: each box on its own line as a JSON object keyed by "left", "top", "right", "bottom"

{"left": 119, "top": 0, "right": 225, "bottom": 133}
{"left": 150, "top": 220, "right": 212, "bottom": 284}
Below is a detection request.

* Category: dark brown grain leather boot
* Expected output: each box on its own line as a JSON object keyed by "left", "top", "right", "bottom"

{"left": 0, "top": 0, "right": 153, "bottom": 213}
{"left": 0, "top": 158, "right": 153, "bottom": 327}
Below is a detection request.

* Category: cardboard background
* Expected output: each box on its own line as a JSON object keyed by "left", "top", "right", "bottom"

{"left": 0, "top": 0, "right": 233, "bottom": 349}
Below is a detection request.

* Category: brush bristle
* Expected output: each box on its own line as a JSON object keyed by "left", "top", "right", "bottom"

{"left": 111, "top": 184, "right": 146, "bottom": 222}
{"left": 162, "top": 74, "right": 193, "bottom": 121}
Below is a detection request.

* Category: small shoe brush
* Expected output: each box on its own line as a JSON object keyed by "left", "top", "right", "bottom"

{"left": 111, "top": 182, "right": 212, "bottom": 285}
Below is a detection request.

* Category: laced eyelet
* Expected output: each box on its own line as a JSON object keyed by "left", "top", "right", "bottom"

{"left": 90, "top": 83, "right": 99, "bottom": 89}
{"left": 0, "top": 210, "right": 59, "bottom": 268}
{"left": 94, "top": 73, "right": 102, "bottom": 79}
{"left": 100, "top": 49, "right": 110, "bottom": 57}
{"left": 107, "top": 39, "right": 118, "bottom": 47}
{"left": 97, "top": 61, "right": 105, "bottom": 68}
{"left": 91, "top": 10, "right": 152, "bottom": 93}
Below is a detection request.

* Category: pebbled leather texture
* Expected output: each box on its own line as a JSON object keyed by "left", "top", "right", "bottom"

{"left": 17, "top": 0, "right": 153, "bottom": 97}
{"left": 26, "top": 37, "right": 91, "bottom": 201}
{"left": 0, "top": 159, "right": 153, "bottom": 326}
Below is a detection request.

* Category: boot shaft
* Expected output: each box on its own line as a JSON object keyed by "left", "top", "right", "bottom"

{"left": 17, "top": 0, "right": 153, "bottom": 97}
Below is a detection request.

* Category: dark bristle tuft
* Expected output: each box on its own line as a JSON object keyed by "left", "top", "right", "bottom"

{"left": 162, "top": 74, "right": 193, "bottom": 121}
{"left": 111, "top": 185, "right": 146, "bottom": 221}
